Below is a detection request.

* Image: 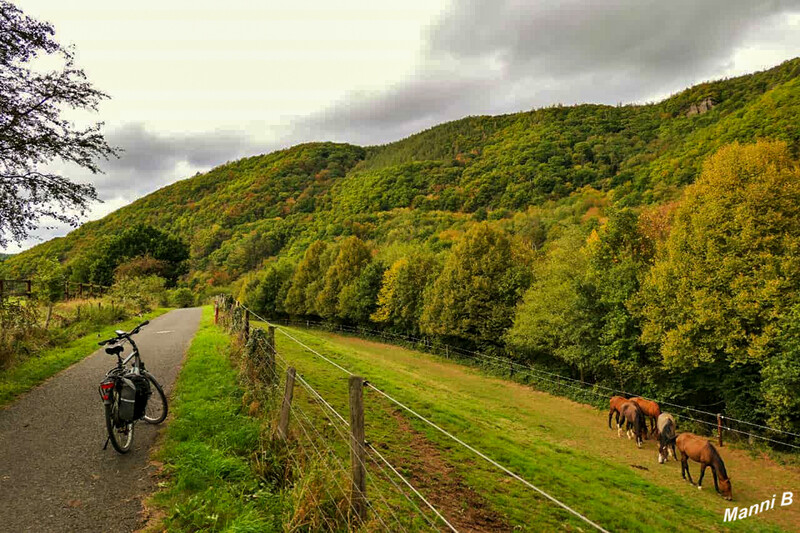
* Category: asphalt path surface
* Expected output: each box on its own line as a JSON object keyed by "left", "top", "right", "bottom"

{"left": 0, "top": 307, "right": 202, "bottom": 533}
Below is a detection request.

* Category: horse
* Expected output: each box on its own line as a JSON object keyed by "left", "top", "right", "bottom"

{"left": 656, "top": 413, "right": 677, "bottom": 463}
{"left": 608, "top": 395, "right": 628, "bottom": 429}
{"left": 676, "top": 433, "right": 732, "bottom": 500}
{"left": 617, "top": 401, "right": 646, "bottom": 448}
{"left": 630, "top": 397, "right": 661, "bottom": 438}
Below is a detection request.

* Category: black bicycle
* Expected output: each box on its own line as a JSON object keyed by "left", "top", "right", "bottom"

{"left": 97, "top": 321, "right": 168, "bottom": 453}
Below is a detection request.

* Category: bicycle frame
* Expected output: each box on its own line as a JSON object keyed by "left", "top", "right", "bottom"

{"left": 111, "top": 337, "right": 146, "bottom": 374}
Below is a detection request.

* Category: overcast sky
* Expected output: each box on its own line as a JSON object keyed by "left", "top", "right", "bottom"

{"left": 5, "top": 0, "right": 800, "bottom": 253}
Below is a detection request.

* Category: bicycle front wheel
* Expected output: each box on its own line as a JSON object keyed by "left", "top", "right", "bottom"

{"left": 105, "top": 403, "right": 134, "bottom": 453}
{"left": 142, "top": 371, "right": 168, "bottom": 424}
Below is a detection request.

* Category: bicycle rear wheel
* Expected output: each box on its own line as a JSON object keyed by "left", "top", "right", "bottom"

{"left": 105, "top": 402, "right": 134, "bottom": 453}
{"left": 142, "top": 371, "right": 168, "bottom": 424}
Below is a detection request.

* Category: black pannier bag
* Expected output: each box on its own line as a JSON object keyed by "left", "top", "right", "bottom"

{"left": 128, "top": 373, "right": 151, "bottom": 420}
{"left": 116, "top": 377, "right": 137, "bottom": 422}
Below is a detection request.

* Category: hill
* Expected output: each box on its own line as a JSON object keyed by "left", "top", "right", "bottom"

{"left": 4, "top": 58, "right": 799, "bottom": 283}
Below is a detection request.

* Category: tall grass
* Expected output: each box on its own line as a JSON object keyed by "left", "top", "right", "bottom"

{"left": 0, "top": 307, "right": 168, "bottom": 407}
{"left": 149, "top": 308, "right": 356, "bottom": 532}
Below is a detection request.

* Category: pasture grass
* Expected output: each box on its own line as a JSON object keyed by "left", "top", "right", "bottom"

{"left": 259, "top": 321, "right": 798, "bottom": 533}
{"left": 0, "top": 307, "right": 169, "bottom": 407}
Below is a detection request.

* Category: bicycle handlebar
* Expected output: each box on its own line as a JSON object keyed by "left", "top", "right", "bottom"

{"left": 98, "top": 320, "right": 149, "bottom": 346}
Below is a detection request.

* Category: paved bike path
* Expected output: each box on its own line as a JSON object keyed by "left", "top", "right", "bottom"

{"left": 0, "top": 307, "right": 202, "bottom": 533}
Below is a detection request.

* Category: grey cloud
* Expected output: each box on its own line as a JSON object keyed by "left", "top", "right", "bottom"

{"left": 293, "top": 0, "right": 800, "bottom": 146}
{"left": 87, "top": 123, "right": 266, "bottom": 198}
{"left": 290, "top": 75, "right": 497, "bottom": 146}
{"left": 106, "top": 122, "right": 262, "bottom": 176}
{"left": 428, "top": 0, "right": 794, "bottom": 79}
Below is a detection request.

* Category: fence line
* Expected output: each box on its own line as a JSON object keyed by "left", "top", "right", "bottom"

{"left": 239, "top": 302, "right": 609, "bottom": 533}
{"left": 271, "top": 316, "right": 800, "bottom": 447}
{"left": 253, "top": 336, "right": 397, "bottom": 531}
{"left": 248, "top": 323, "right": 452, "bottom": 532}
{"left": 265, "top": 337, "right": 450, "bottom": 532}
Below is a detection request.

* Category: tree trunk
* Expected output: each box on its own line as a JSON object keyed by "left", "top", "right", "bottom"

{"left": 44, "top": 303, "right": 53, "bottom": 329}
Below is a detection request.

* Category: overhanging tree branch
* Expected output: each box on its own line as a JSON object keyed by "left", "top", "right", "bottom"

{"left": 0, "top": 1, "right": 117, "bottom": 248}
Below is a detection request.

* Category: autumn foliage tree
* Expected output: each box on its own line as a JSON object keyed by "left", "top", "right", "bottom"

{"left": 372, "top": 252, "right": 440, "bottom": 334}
{"left": 421, "top": 224, "right": 531, "bottom": 348}
{"left": 316, "top": 236, "right": 372, "bottom": 319}
{"left": 640, "top": 141, "right": 800, "bottom": 416}
{"left": 284, "top": 241, "right": 332, "bottom": 316}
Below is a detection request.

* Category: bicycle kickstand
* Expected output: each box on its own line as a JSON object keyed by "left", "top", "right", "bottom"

{"left": 102, "top": 436, "right": 110, "bottom": 450}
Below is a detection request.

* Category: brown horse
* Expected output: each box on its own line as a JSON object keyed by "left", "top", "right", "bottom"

{"left": 630, "top": 397, "right": 661, "bottom": 437}
{"left": 656, "top": 413, "right": 677, "bottom": 463}
{"left": 676, "top": 433, "right": 732, "bottom": 500}
{"left": 608, "top": 395, "right": 628, "bottom": 429}
{"left": 618, "top": 401, "right": 646, "bottom": 448}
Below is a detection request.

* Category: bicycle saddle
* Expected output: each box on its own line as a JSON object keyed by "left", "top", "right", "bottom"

{"left": 105, "top": 345, "right": 124, "bottom": 356}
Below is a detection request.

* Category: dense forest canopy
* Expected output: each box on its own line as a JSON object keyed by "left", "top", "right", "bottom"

{"left": 4, "top": 58, "right": 800, "bottom": 436}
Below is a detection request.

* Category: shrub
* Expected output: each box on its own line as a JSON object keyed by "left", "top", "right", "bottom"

{"left": 170, "top": 288, "right": 196, "bottom": 308}
{"left": 109, "top": 275, "right": 167, "bottom": 314}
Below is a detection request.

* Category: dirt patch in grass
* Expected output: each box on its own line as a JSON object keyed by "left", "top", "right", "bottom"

{"left": 385, "top": 409, "right": 511, "bottom": 533}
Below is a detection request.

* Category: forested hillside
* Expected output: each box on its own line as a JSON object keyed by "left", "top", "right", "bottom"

{"left": 4, "top": 58, "right": 800, "bottom": 437}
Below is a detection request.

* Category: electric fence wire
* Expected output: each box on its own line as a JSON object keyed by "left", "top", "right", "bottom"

{"left": 255, "top": 341, "right": 391, "bottom": 533}
{"left": 240, "top": 304, "right": 610, "bottom": 533}
{"left": 272, "top": 315, "right": 800, "bottom": 444}
{"left": 258, "top": 339, "right": 406, "bottom": 533}
{"left": 268, "top": 342, "right": 451, "bottom": 532}
{"left": 257, "top": 336, "right": 447, "bottom": 532}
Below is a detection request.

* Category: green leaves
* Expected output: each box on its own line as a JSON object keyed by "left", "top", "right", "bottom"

{"left": 641, "top": 141, "right": 800, "bottom": 369}
{"left": 421, "top": 223, "right": 532, "bottom": 347}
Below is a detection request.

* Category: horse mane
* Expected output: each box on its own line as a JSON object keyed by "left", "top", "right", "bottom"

{"left": 708, "top": 444, "right": 728, "bottom": 479}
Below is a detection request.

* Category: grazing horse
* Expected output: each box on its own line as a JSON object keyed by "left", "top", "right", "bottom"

{"left": 618, "top": 401, "right": 646, "bottom": 448}
{"left": 630, "top": 397, "right": 661, "bottom": 438}
{"left": 676, "top": 433, "right": 732, "bottom": 500}
{"left": 656, "top": 413, "right": 677, "bottom": 463}
{"left": 608, "top": 395, "right": 628, "bottom": 429}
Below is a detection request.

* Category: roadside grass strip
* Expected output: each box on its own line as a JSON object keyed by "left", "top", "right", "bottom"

{"left": 0, "top": 308, "right": 169, "bottom": 407}
{"left": 149, "top": 307, "right": 285, "bottom": 532}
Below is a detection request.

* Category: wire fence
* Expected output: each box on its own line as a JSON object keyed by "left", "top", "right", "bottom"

{"left": 228, "top": 299, "right": 612, "bottom": 533}
{"left": 221, "top": 301, "right": 458, "bottom": 532}
{"left": 266, "top": 316, "right": 800, "bottom": 451}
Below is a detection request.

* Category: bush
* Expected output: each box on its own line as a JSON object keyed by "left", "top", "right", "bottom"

{"left": 169, "top": 288, "right": 195, "bottom": 308}
{"left": 109, "top": 275, "right": 167, "bottom": 314}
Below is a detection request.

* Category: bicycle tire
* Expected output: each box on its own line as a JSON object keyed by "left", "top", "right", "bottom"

{"left": 105, "top": 402, "right": 134, "bottom": 453}
{"left": 142, "top": 371, "right": 168, "bottom": 424}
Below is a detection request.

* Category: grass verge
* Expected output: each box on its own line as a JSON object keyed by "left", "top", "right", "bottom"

{"left": 0, "top": 307, "right": 169, "bottom": 407}
{"left": 146, "top": 307, "right": 286, "bottom": 532}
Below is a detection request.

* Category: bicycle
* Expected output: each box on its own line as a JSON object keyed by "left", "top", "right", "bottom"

{"left": 97, "top": 320, "right": 168, "bottom": 453}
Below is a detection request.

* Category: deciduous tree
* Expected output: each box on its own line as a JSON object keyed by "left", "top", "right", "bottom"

{"left": 0, "top": 1, "right": 116, "bottom": 247}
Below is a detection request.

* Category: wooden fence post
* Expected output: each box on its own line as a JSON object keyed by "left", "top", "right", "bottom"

{"left": 26, "top": 280, "right": 32, "bottom": 297}
{"left": 214, "top": 301, "right": 219, "bottom": 324}
{"left": 244, "top": 308, "right": 250, "bottom": 342}
{"left": 0, "top": 280, "right": 4, "bottom": 299}
{"left": 717, "top": 414, "right": 723, "bottom": 447}
{"left": 79, "top": 283, "right": 83, "bottom": 299}
{"left": 267, "top": 325, "right": 276, "bottom": 357}
{"left": 348, "top": 375, "right": 367, "bottom": 522}
{"left": 276, "top": 367, "right": 296, "bottom": 441}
